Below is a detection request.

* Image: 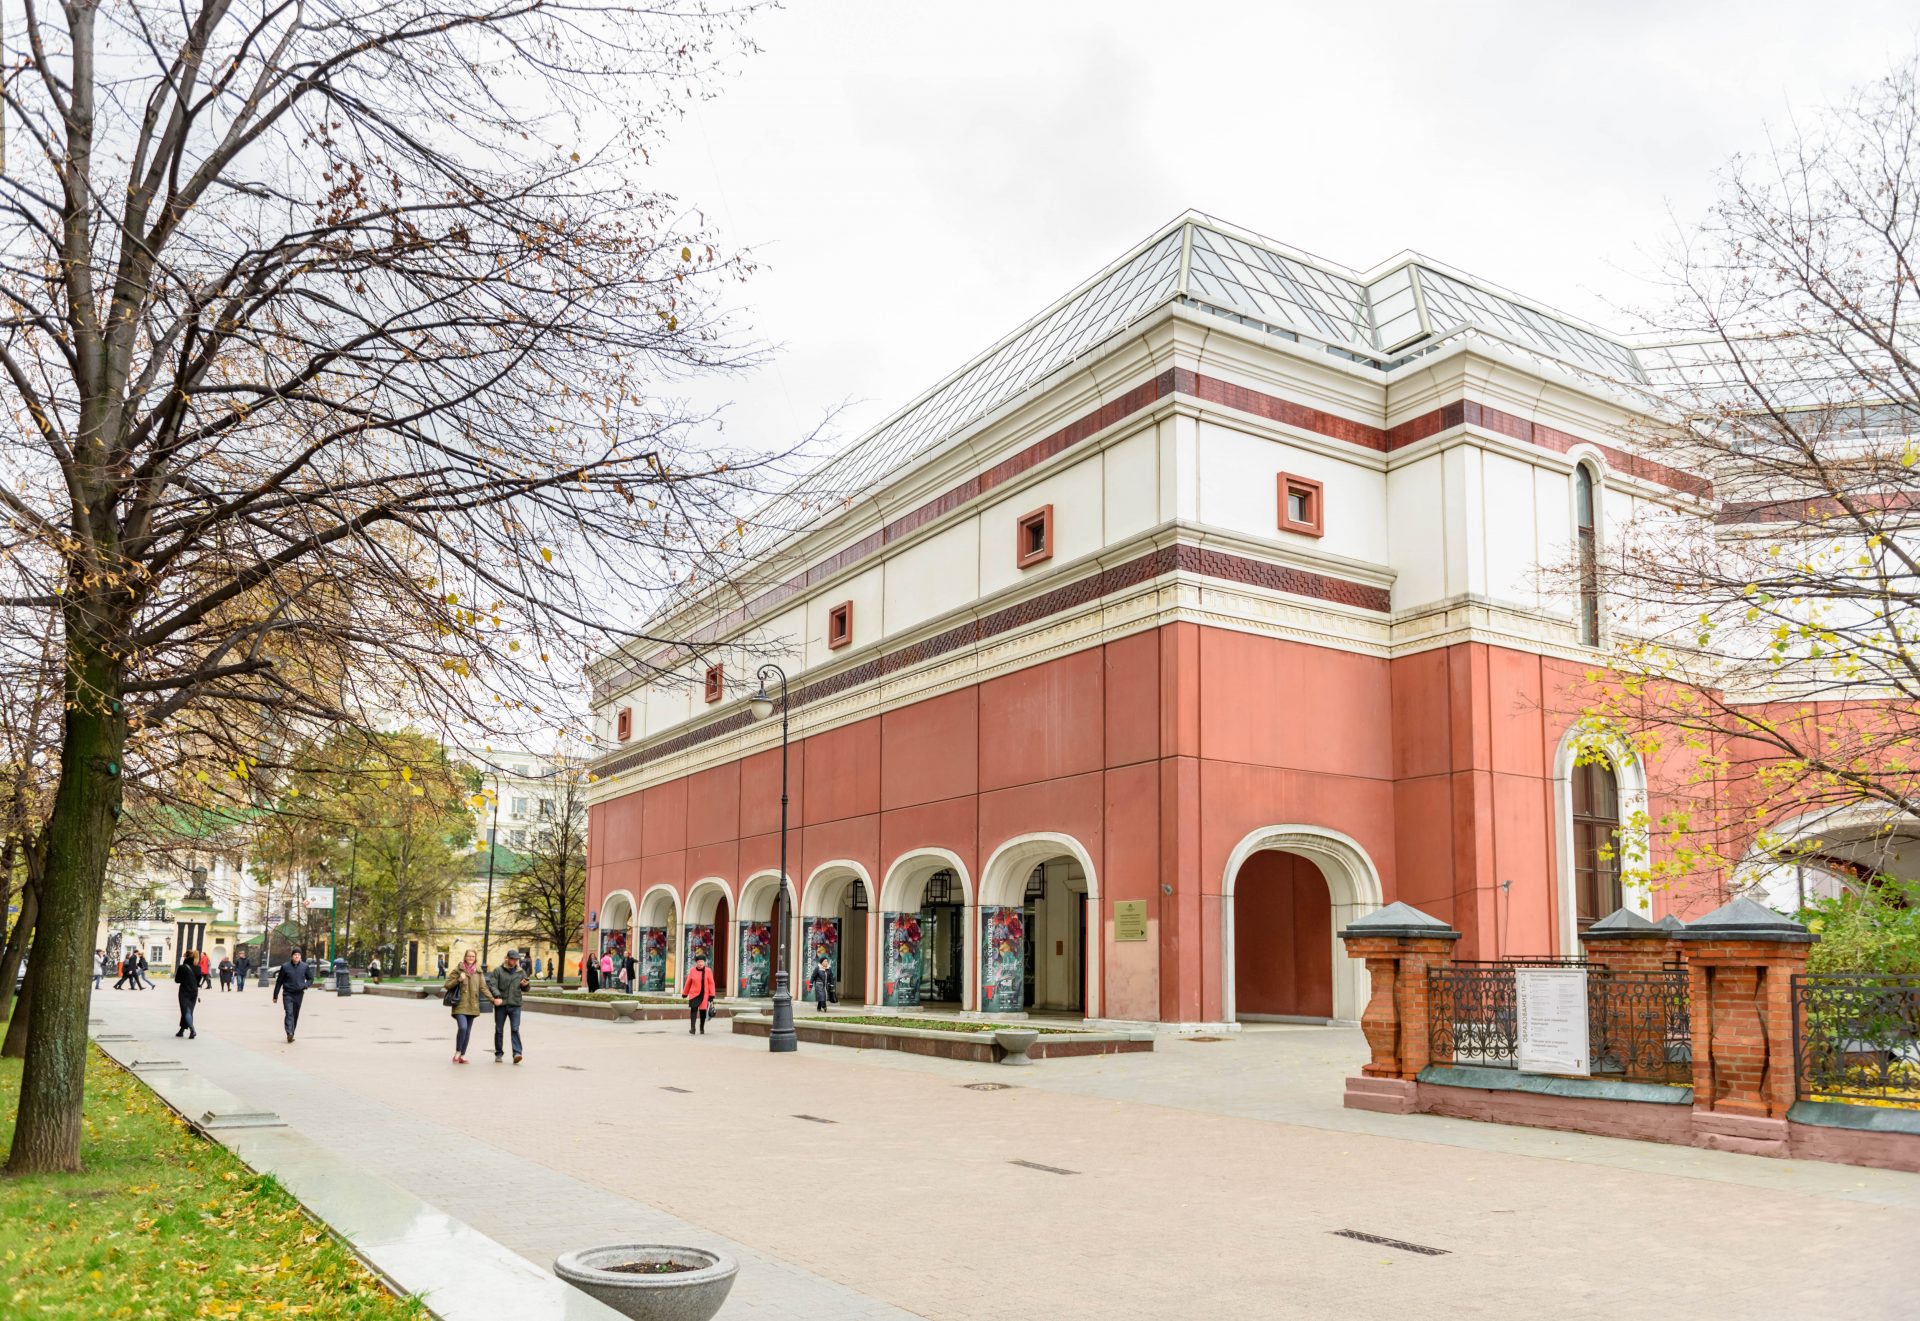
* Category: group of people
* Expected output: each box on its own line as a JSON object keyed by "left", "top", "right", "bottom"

{"left": 98, "top": 946, "right": 251, "bottom": 993}
{"left": 442, "top": 949, "right": 530, "bottom": 1063}
{"left": 586, "top": 948, "right": 639, "bottom": 993}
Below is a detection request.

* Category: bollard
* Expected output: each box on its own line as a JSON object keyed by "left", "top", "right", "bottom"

{"left": 333, "top": 957, "right": 352, "bottom": 996}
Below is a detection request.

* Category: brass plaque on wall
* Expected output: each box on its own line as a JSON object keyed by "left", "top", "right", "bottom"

{"left": 1114, "top": 900, "right": 1148, "bottom": 942}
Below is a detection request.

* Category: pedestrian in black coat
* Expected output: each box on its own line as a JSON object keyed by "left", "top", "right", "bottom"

{"left": 173, "top": 952, "right": 201, "bottom": 1038}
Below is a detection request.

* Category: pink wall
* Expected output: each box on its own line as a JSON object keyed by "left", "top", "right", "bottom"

{"left": 1232, "top": 851, "right": 1333, "bottom": 1017}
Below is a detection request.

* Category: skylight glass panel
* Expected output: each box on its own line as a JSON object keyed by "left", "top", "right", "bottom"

{"left": 1185, "top": 226, "right": 1375, "bottom": 349}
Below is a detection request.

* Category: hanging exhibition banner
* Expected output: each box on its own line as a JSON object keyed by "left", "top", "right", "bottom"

{"left": 639, "top": 927, "right": 667, "bottom": 992}
{"left": 883, "top": 912, "right": 921, "bottom": 1006}
{"left": 1516, "top": 966, "right": 1591, "bottom": 1076}
{"left": 981, "top": 906, "right": 1025, "bottom": 1012}
{"left": 739, "top": 922, "right": 773, "bottom": 996}
{"left": 805, "top": 917, "right": 841, "bottom": 992}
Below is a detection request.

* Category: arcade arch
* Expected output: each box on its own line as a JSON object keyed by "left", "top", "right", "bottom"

{"left": 635, "top": 884, "right": 680, "bottom": 993}
{"left": 801, "top": 861, "right": 875, "bottom": 1007}
{"left": 684, "top": 877, "right": 733, "bottom": 992}
{"left": 977, "top": 833, "right": 1100, "bottom": 1018}
{"left": 1222, "top": 826, "right": 1385, "bottom": 1024}
{"left": 877, "top": 850, "right": 975, "bottom": 1010}
{"left": 734, "top": 871, "right": 794, "bottom": 998}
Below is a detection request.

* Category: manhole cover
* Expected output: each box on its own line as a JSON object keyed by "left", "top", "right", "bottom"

{"left": 962, "top": 1082, "right": 1013, "bottom": 1091}
{"left": 1185, "top": 1035, "right": 1226, "bottom": 1043}
{"left": 1331, "top": 1229, "right": 1448, "bottom": 1257}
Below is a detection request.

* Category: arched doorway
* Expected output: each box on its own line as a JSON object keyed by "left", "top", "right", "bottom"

{"left": 734, "top": 872, "right": 788, "bottom": 998}
{"left": 802, "top": 862, "right": 874, "bottom": 1007}
{"left": 685, "top": 878, "right": 732, "bottom": 993}
{"left": 598, "top": 890, "right": 635, "bottom": 988}
{"left": 637, "top": 886, "right": 678, "bottom": 993}
{"left": 877, "top": 851, "right": 974, "bottom": 1009}
{"left": 1222, "top": 826, "right": 1384, "bottom": 1024}
{"left": 977, "top": 834, "right": 1099, "bottom": 1018}
{"left": 1230, "top": 852, "right": 1332, "bottom": 1019}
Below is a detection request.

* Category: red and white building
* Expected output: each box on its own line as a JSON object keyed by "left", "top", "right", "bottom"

{"left": 579, "top": 213, "right": 1755, "bottom": 1027}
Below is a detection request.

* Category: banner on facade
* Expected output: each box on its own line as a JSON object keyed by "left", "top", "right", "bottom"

{"left": 805, "top": 917, "right": 840, "bottom": 993}
{"left": 883, "top": 912, "right": 921, "bottom": 1006}
{"left": 981, "top": 906, "right": 1025, "bottom": 1012}
{"left": 1516, "top": 966, "right": 1591, "bottom": 1076}
{"left": 685, "top": 924, "right": 714, "bottom": 976}
{"left": 639, "top": 926, "right": 667, "bottom": 992}
{"left": 305, "top": 886, "right": 335, "bottom": 909}
{"left": 739, "top": 921, "right": 772, "bottom": 996}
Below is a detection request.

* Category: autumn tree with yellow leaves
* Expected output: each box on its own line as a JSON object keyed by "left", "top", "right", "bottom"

{"left": 0, "top": 0, "right": 800, "bottom": 1172}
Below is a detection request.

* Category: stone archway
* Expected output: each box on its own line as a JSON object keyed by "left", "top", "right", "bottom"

{"left": 877, "top": 850, "right": 975, "bottom": 1010}
{"left": 684, "top": 877, "right": 733, "bottom": 993}
{"left": 735, "top": 871, "right": 793, "bottom": 998}
{"left": 802, "top": 861, "right": 875, "bottom": 1007}
{"left": 976, "top": 833, "right": 1100, "bottom": 1018}
{"left": 1222, "top": 826, "right": 1384, "bottom": 1024}
{"left": 636, "top": 884, "right": 680, "bottom": 993}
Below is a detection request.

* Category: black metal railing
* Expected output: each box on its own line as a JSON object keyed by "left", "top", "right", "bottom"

{"left": 1793, "top": 973, "right": 1920, "bottom": 1107}
{"left": 1429, "top": 963, "right": 1690, "bottom": 1083}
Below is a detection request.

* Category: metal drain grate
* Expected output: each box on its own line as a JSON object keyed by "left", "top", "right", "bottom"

{"left": 660, "top": 1086, "right": 691, "bottom": 1094}
{"left": 1185, "top": 1035, "right": 1226, "bottom": 1043}
{"left": 962, "top": 1082, "right": 1013, "bottom": 1091}
{"left": 1009, "top": 1159, "right": 1077, "bottom": 1175}
{"left": 374, "top": 1040, "right": 414, "bottom": 1045}
{"left": 1331, "top": 1229, "right": 1449, "bottom": 1257}
{"left": 558, "top": 1065, "right": 586, "bottom": 1071}
{"left": 792, "top": 1114, "right": 836, "bottom": 1124}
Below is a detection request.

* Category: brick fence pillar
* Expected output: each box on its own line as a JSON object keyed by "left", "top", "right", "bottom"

{"left": 1673, "top": 896, "right": 1815, "bottom": 1157}
{"left": 1336, "top": 902, "right": 1461, "bottom": 1114}
{"left": 1578, "top": 906, "right": 1671, "bottom": 973}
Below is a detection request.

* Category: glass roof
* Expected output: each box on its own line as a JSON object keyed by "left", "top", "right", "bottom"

{"left": 679, "top": 214, "right": 1652, "bottom": 609}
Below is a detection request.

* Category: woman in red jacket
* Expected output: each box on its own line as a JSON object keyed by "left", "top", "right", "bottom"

{"left": 681, "top": 955, "right": 717, "bottom": 1035}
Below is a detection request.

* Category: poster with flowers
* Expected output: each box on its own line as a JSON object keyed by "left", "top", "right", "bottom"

{"left": 685, "top": 925, "right": 714, "bottom": 976}
{"left": 805, "top": 917, "right": 841, "bottom": 993}
{"left": 738, "top": 921, "right": 772, "bottom": 996}
{"left": 883, "top": 912, "right": 921, "bottom": 1006}
{"left": 981, "top": 906, "right": 1025, "bottom": 1012}
{"left": 639, "top": 926, "right": 667, "bottom": 992}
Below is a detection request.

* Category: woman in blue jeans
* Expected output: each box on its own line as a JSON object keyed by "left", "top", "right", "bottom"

{"left": 442, "top": 950, "right": 500, "bottom": 1064}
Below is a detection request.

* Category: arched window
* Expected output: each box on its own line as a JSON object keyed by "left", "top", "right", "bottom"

{"left": 1575, "top": 465, "right": 1600, "bottom": 646}
{"left": 1571, "top": 759, "right": 1622, "bottom": 929}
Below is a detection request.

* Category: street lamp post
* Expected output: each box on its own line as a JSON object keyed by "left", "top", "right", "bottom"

{"left": 481, "top": 774, "right": 501, "bottom": 967}
{"left": 748, "top": 664, "right": 796, "bottom": 1054}
{"left": 342, "top": 829, "right": 358, "bottom": 963}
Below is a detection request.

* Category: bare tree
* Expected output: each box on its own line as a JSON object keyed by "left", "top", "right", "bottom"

{"left": 0, "top": 0, "right": 802, "bottom": 1172}
{"left": 1574, "top": 59, "right": 1920, "bottom": 895}
{"left": 500, "top": 756, "right": 588, "bottom": 983}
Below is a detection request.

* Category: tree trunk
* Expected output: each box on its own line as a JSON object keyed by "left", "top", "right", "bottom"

{"left": 6, "top": 643, "right": 125, "bottom": 1174}
{"left": 0, "top": 882, "right": 40, "bottom": 1028}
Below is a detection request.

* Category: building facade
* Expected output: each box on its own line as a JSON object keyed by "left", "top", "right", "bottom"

{"left": 580, "top": 214, "right": 1814, "bottom": 1026}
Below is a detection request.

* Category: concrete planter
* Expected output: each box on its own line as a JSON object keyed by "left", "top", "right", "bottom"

{"left": 554, "top": 1243, "right": 738, "bottom": 1321}
{"left": 994, "top": 1028, "right": 1040, "bottom": 1066}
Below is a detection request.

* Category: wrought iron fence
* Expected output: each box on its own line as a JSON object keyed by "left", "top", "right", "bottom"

{"left": 1429, "top": 963, "right": 1690, "bottom": 1083}
{"left": 1793, "top": 973, "right": 1920, "bottom": 1106}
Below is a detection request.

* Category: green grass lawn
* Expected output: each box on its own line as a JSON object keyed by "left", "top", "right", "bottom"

{"left": 0, "top": 1049, "right": 424, "bottom": 1320}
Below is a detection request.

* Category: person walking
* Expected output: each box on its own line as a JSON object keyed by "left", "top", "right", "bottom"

{"left": 488, "top": 950, "right": 530, "bottom": 1064}
{"left": 809, "top": 957, "right": 833, "bottom": 1014}
{"left": 368, "top": 955, "right": 382, "bottom": 984}
{"left": 173, "top": 951, "right": 201, "bottom": 1039}
{"left": 234, "top": 950, "right": 251, "bottom": 992}
{"left": 442, "top": 950, "right": 498, "bottom": 1064}
{"left": 136, "top": 950, "right": 156, "bottom": 990}
{"left": 94, "top": 949, "right": 108, "bottom": 990}
{"left": 681, "top": 954, "right": 717, "bottom": 1035}
{"left": 599, "top": 951, "right": 614, "bottom": 992}
{"left": 272, "top": 948, "right": 315, "bottom": 1043}
{"left": 585, "top": 951, "right": 600, "bottom": 993}
{"left": 113, "top": 951, "right": 134, "bottom": 990}
{"left": 622, "top": 950, "right": 638, "bottom": 993}
{"left": 217, "top": 956, "right": 234, "bottom": 991}
{"left": 198, "top": 949, "right": 213, "bottom": 990}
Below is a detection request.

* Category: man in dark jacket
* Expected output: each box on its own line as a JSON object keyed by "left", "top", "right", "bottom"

{"left": 234, "top": 951, "right": 251, "bottom": 992}
{"left": 272, "top": 949, "right": 315, "bottom": 1042}
{"left": 487, "top": 951, "right": 530, "bottom": 1064}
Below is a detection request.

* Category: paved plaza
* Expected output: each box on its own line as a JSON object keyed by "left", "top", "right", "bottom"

{"left": 92, "top": 989, "right": 1916, "bottom": 1320}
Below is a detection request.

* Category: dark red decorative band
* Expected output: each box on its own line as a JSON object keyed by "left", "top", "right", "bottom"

{"left": 593, "top": 371, "right": 1704, "bottom": 700}
{"left": 591, "top": 545, "right": 1389, "bottom": 777}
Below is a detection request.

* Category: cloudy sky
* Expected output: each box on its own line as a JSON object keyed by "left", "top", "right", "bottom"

{"left": 651, "top": 1, "right": 1918, "bottom": 461}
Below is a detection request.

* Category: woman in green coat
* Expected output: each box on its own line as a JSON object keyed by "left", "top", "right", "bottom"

{"left": 443, "top": 950, "right": 500, "bottom": 1064}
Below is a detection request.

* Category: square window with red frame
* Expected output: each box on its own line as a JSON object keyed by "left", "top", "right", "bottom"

{"left": 1277, "top": 474, "right": 1324, "bottom": 537}
{"left": 827, "top": 601, "right": 854, "bottom": 650}
{"left": 615, "top": 707, "right": 632, "bottom": 742}
{"left": 1016, "top": 505, "right": 1054, "bottom": 568}
{"left": 703, "top": 664, "right": 724, "bottom": 704}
